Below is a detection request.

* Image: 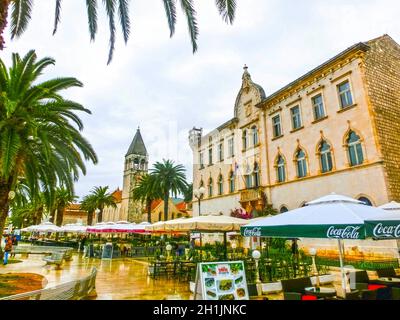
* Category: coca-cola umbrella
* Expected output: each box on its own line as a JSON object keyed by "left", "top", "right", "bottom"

{"left": 240, "top": 193, "right": 388, "bottom": 297}
{"left": 365, "top": 202, "right": 400, "bottom": 239}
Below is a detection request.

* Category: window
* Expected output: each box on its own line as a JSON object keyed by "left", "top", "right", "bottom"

{"left": 338, "top": 81, "right": 353, "bottom": 109}
{"left": 253, "top": 162, "right": 260, "bottom": 187}
{"left": 245, "top": 175, "right": 252, "bottom": 189}
{"left": 199, "top": 152, "right": 204, "bottom": 169}
{"left": 347, "top": 131, "right": 364, "bottom": 166}
{"left": 290, "top": 105, "right": 302, "bottom": 130}
{"left": 218, "top": 175, "right": 224, "bottom": 195}
{"left": 242, "top": 130, "right": 248, "bottom": 150}
{"left": 319, "top": 140, "right": 333, "bottom": 173}
{"left": 252, "top": 126, "right": 259, "bottom": 146}
{"left": 295, "top": 149, "right": 307, "bottom": 178}
{"left": 358, "top": 197, "right": 372, "bottom": 206}
{"left": 218, "top": 143, "right": 224, "bottom": 162}
{"left": 276, "top": 155, "right": 286, "bottom": 183}
{"left": 229, "top": 171, "right": 235, "bottom": 193}
{"left": 208, "top": 178, "right": 213, "bottom": 197}
{"left": 280, "top": 206, "right": 289, "bottom": 213}
{"left": 272, "top": 115, "right": 282, "bottom": 138}
{"left": 199, "top": 180, "right": 204, "bottom": 188}
{"left": 312, "top": 94, "right": 325, "bottom": 120}
{"left": 208, "top": 148, "right": 213, "bottom": 165}
{"left": 228, "top": 137, "right": 234, "bottom": 157}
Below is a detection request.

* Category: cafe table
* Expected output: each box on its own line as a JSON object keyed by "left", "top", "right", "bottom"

{"left": 304, "top": 286, "right": 337, "bottom": 298}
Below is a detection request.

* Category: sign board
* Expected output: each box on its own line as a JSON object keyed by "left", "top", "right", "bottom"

{"left": 101, "top": 243, "right": 114, "bottom": 259}
{"left": 194, "top": 261, "right": 249, "bottom": 301}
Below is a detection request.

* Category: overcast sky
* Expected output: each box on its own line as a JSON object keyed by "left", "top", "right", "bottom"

{"left": 2, "top": 0, "right": 400, "bottom": 199}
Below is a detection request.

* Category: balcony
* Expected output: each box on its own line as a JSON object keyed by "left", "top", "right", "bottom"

{"left": 240, "top": 188, "right": 263, "bottom": 202}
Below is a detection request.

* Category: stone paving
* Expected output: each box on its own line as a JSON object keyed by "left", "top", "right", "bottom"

{"left": 0, "top": 252, "right": 354, "bottom": 300}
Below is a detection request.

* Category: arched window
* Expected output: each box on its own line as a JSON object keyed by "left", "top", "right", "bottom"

{"left": 229, "top": 171, "right": 235, "bottom": 193}
{"left": 208, "top": 178, "right": 213, "bottom": 197}
{"left": 280, "top": 206, "right": 289, "bottom": 213}
{"left": 276, "top": 155, "right": 286, "bottom": 183}
{"left": 199, "top": 180, "right": 204, "bottom": 188}
{"left": 140, "top": 159, "right": 146, "bottom": 170}
{"left": 133, "top": 158, "right": 139, "bottom": 169}
{"left": 218, "top": 175, "right": 224, "bottom": 195}
{"left": 252, "top": 126, "right": 259, "bottom": 146}
{"left": 358, "top": 196, "right": 373, "bottom": 206}
{"left": 253, "top": 162, "right": 260, "bottom": 187}
{"left": 295, "top": 149, "right": 308, "bottom": 178}
{"left": 242, "top": 130, "right": 248, "bottom": 150}
{"left": 245, "top": 164, "right": 252, "bottom": 188}
{"left": 319, "top": 140, "right": 333, "bottom": 173}
{"left": 158, "top": 212, "right": 162, "bottom": 221}
{"left": 347, "top": 131, "right": 364, "bottom": 166}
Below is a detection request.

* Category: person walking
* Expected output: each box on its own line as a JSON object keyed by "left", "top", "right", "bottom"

{"left": 10, "top": 235, "right": 18, "bottom": 258}
{"left": 3, "top": 236, "right": 13, "bottom": 265}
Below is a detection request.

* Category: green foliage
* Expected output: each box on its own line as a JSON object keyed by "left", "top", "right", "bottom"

{"left": 82, "top": 186, "right": 117, "bottom": 223}
{"left": 5, "top": 0, "right": 237, "bottom": 63}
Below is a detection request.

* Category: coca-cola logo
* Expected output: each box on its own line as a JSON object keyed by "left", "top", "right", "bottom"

{"left": 373, "top": 223, "right": 400, "bottom": 238}
{"left": 243, "top": 227, "right": 261, "bottom": 237}
{"left": 326, "top": 226, "right": 360, "bottom": 239}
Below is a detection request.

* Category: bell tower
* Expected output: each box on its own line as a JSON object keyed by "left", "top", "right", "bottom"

{"left": 121, "top": 127, "right": 149, "bottom": 222}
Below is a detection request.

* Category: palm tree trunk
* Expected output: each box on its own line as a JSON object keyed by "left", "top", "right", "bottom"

{"left": 56, "top": 205, "right": 64, "bottom": 226}
{"left": 87, "top": 210, "right": 94, "bottom": 226}
{"left": 163, "top": 192, "right": 169, "bottom": 221}
{"left": 98, "top": 207, "right": 103, "bottom": 223}
{"left": 49, "top": 208, "right": 56, "bottom": 223}
{"left": 0, "top": 177, "right": 12, "bottom": 259}
{"left": 0, "top": 0, "right": 10, "bottom": 50}
{"left": 146, "top": 198, "right": 152, "bottom": 223}
{"left": 35, "top": 205, "right": 43, "bottom": 225}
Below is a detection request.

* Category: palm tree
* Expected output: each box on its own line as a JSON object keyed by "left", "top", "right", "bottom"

{"left": 54, "top": 188, "right": 77, "bottom": 226}
{"left": 183, "top": 182, "right": 193, "bottom": 203}
{"left": 0, "top": 50, "right": 98, "bottom": 246}
{"left": 86, "top": 186, "right": 117, "bottom": 223}
{"left": 150, "top": 159, "right": 188, "bottom": 221}
{"left": 132, "top": 174, "right": 162, "bottom": 223}
{"left": 80, "top": 194, "right": 97, "bottom": 226}
{"left": 0, "top": 0, "right": 237, "bottom": 64}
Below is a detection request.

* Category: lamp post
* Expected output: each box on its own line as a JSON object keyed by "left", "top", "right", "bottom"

{"left": 252, "top": 249, "right": 262, "bottom": 296}
{"left": 166, "top": 244, "right": 172, "bottom": 261}
{"left": 193, "top": 187, "right": 206, "bottom": 216}
{"left": 309, "top": 248, "right": 320, "bottom": 290}
{"left": 95, "top": 208, "right": 101, "bottom": 224}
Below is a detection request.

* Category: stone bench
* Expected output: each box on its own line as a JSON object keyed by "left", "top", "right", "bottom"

{"left": 43, "top": 252, "right": 65, "bottom": 268}
{"left": 12, "top": 246, "right": 73, "bottom": 261}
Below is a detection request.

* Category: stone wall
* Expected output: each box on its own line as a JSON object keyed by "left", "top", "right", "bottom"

{"left": 364, "top": 35, "right": 400, "bottom": 201}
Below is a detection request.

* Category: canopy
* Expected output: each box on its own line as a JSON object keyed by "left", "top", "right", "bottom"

{"left": 60, "top": 223, "right": 87, "bottom": 233}
{"left": 240, "top": 193, "right": 389, "bottom": 297}
{"left": 164, "top": 214, "right": 249, "bottom": 232}
{"left": 365, "top": 201, "right": 400, "bottom": 239}
{"left": 241, "top": 194, "right": 387, "bottom": 239}
{"left": 23, "top": 222, "right": 62, "bottom": 233}
{"left": 86, "top": 221, "right": 150, "bottom": 234}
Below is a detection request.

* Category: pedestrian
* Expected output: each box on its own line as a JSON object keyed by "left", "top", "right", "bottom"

{"left": 10, "top": 235, "right": 18, "bottom": 258}
{"left": 3, "top": 236, "right": 13, "bottom": 265}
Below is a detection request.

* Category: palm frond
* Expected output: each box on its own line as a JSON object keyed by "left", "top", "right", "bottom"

{"left": 179, "top": 0, "right": 198, "bottom": 53}
{"left": 86, "top": 0, "right": 98, "bottom": 41}
{"left": 215, "top": 0, "right": 236, "bottom": 24}
{"left": 10, "top": 0, "right": 33, "bottom": 39}
{"left": 103, "top": 0, "right": 117, "bottom": 65}
{"left": 53, "top": 0, "right": 62, "bottom": 35}
{"left": 117, "top": 0, "right": 130, "bottom": 44}
{"left": 162, "top": 0, "right": 177, "bottom": 37}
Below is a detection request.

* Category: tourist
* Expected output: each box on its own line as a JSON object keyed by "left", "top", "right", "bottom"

{"left": 3, "top": 236, "right": 13, "bottom": 265}
{"left": 10, "top": 235, "right": 18, "bottom": 258}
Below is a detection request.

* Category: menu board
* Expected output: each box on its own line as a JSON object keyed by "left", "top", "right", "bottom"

{"left": 101, "top": 243, "right": 114, "bottom": 259}
{"left": 194, "top": 261, "right": 249, "bottom": 301}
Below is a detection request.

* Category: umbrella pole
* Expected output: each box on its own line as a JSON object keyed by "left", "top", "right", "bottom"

{"left": 338, "top": 239, "right": 347, "bottom": 298}
{"left": 224, "top": 232, "right": 227, "bottom": 261}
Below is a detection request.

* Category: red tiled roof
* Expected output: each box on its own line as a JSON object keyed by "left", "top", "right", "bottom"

{"left": 175, "top": 201, "right": 187, "bottom": 211}
{"left": 66, "top": 203, "right": 81, "bottom": 210}
{"left": 151, "top": 199, "right": 163, "bottom": 211}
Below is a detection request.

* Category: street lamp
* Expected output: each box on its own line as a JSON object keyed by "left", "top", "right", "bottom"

{"left": 252, "top": 249, "right": 262, "bottom": 296}
{"left": 166, "top": 244, "right": 172, "bottom": 261}
{"left": 193, "top": 187, "right": 206, "bottom": 216}
{"left": 309, "top": 248, "right": 321, "bottom": 290}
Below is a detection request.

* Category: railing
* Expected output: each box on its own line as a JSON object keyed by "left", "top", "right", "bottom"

{"left": 240, "top": 188, "right": 262, "bottom": 202}
{"left": 0, "top": 267, "right": 97, "bottom": 300}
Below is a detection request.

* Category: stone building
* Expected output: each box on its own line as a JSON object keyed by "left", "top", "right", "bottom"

{"left": 144, "top": 199, "right": 191, "bottom": 223}
{"left": 189, "top": 35, "right": 400, "bottom": 258}
{"left": 62, "top": 204, "right": 88, "bottom": 225}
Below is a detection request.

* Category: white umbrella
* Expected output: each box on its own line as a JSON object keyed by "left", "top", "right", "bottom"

{"left": 241, "top": 193, "right": 389, "bottom": 297}
{"left": 61, "top": 223, "right": 87, "bottom": 233}
{"left": 365, "top": 201, "right": 400, "bottom": 239}
{"left": 29, "top": 222, "right": 62, "bottom": 233}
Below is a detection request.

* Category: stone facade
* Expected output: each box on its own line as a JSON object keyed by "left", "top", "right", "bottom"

{"left": 189, "top": 35, "right": 400, "bottom": 258}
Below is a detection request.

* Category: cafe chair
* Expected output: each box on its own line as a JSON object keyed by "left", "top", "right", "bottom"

{"left": 376, "top": 267, "right": 398, "bottom": 278}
